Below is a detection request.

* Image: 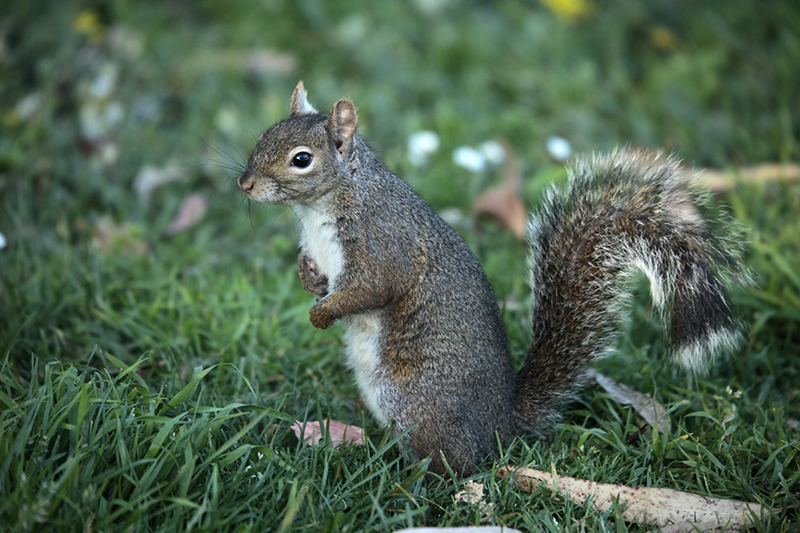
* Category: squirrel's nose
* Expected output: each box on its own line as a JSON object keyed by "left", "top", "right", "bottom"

{"left": 238, "top": 173, "right": 255, "bottom": 193}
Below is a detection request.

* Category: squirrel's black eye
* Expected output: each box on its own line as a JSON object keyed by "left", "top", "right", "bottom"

{"left": 291, "top": 152, "right": 312, "bottom": 168}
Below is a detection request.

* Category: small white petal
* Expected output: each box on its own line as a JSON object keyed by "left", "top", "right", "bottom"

{"left": 546, "top": 135, "right": 572, "bottom": 162}
{"left": 407, "top": 130, "right": 441, "bottom": 167}
{"left": 15, "top": 92, "right": 42, "bottom": 120}
{"left": 479, "top": 140, "right": 505, "bottom": 166}
{"left": 99, "top": 143, "right": 120, "bottom": 166}
{"left": 414, "top": 0, "right": 452, "bottom": 14}
{"left": 411, "top": 131, "right": 440, "bottom": 154}
{"left": 453, "top": 146, "right": 486, "bottom": 173}
{"left": 105, "top": 101, "right": 125, "bottom": 126}
{"left": 79, "top": 103, "right": 105, "bottom": 138}
{"left": 89, "top": 63, "right": 119, "bottom": 99}
{"left": 0, "top": 231, "right": 6, "bottom": 249}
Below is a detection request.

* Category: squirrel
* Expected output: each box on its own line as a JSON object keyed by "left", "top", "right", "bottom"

{"left": 237, "top": 81, "right": 748, "bottom": 476}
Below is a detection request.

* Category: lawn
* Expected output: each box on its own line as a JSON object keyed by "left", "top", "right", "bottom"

{"left": 1, "top": 0, "right": 799, "bottom": 531}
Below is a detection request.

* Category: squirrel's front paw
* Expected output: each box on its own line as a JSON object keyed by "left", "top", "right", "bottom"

{"left": 298, "top": 253, "right": 329, "bottom": 299}
{"left": 309, "top": 304, "right": 335, "bottom": 329}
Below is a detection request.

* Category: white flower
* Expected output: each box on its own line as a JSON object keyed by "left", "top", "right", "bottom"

{"left": 79, "top": 99, "right": 124, "bottom": 139}
{"left": 0, "top": 231, "right": 6, "bottom": 249}
{"left": 79, "top": 103, "right": 105, "bottom": 138}
{"left": 479, "top": 140, "right": 505, "bottom": 166}
{"left": 89, "top": 63, "right": 119, "bottom": 100}
{"left": 407, "top": 130, "right": 441, "bottom": 166}
{"left": 99, "top": 142, "right": 119, "bottom": 166}
{"left": 546, "top": 135, "right": 571, "bottom": 162}
{"left": 414, "top": 0, "right": 452, "bottom": 14}
{"left": 105, "top": 101, "right": 125, "bottom": 127}
{"left": 15, "top": 92, "right": 42, "bottom": 120}
{"left": 453, "top": 145, "right": 486, "bottom": 173}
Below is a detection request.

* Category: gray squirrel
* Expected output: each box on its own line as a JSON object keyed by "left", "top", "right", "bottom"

{"left": 237, "top": 81, "right": 747, "bottom": 476}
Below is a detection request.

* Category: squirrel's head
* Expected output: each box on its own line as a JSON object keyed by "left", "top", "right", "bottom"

{"left": 238, "top": 81, "right": 358, "bottom": 206}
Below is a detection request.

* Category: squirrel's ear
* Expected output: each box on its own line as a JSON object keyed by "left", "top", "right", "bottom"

{"left": 328, "top": 99, "right": 358, "bottom": 157}
{"left": 290, "top": 81, "right": 318, "bottom": 116}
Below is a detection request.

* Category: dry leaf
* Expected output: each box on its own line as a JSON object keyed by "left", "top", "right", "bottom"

{"left": 587, "top": 369, "right": 672, "bottom": 433}
{"left": 498, "top": 465, "right": 772, "bottom": 532}
{"left": 244, "top": 49, "right": 298, "bottom": 75}
{"left": 92, "top": 217, "right": 148, "bottom": 256}
{"left": 184, "top": 49, "right": 298, "bottom": 77}
{"left": 164, "top": 194, "right": 208, "bottom": 236}
{"left": 454, "top": 481, "right": 494, "bottom": 522}
{"left": 702, "top": 163, "right": 800, "bottom": 192}
{"left": 455, "top": 481, "right": 486, "bottom": 505}
{"left": 291, "top": 419, "right": 366, "bottom": 447}
{"left": 473, "top": 141, "right": 527, "bottom": 239}
{"left": 133, "top": 163, "right": 186, "bottom": 204}
{"left": 473, "top": 187, "right": 527, "bottom": 239}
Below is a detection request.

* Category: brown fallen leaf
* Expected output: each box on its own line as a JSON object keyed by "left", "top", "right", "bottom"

{"left": 164, "top": 194, "right": 208, "bottom": 236}
{"left": 454, "top": 481, "right": 494, "bottom": 523}
{"left": 587, "top": 368, "right": 672, "bottom": 433}
{"left": 183, "top": 49, "right": 298, "bottom": 77}
{"left": 92, "top": 217, "right": 148, "bottom": 256}
{"left": 133, "top": 163, "right": 186, "bottom": 204}
{"left": 291, "top": 419, "right": 366, "bottom": 447}
{"left": 473, "top": 141, "right": 527, "bottom": 240}
{"left": 455, "top": 480, "right": 485, "bottom": 505}
{"left": 244, "top": 49, "right": 299, "bottom": 75}
{"left": 498, "top": 465, "right": 772, "bottom": 532}
{"left": 474, "top": 187, "right": 527, "bottom": 240}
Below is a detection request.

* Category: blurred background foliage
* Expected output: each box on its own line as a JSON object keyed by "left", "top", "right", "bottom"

{"left": 2, "top": 0, "right": 798, "bottom": 219}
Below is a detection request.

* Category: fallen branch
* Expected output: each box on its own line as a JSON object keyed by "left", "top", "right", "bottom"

{"left": 497, "top": 465, "right": 772, "bottom": 532}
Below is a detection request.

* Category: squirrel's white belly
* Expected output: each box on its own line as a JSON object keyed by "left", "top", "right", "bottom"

{"left": 294, "top": 205, "right": 345, "bottom": 284}
{"left": 342, "top": 312, "right": 389, "bottom": 425}
{"left": 293, "top": 204, "right": 390, "bottom": 425}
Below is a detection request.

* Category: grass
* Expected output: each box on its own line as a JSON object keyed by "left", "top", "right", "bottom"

{"left": 1, "top": 0, "right": 799, "bottom": 531}
{"left": 0, "top": 355, "right": 432, "bottom": 531}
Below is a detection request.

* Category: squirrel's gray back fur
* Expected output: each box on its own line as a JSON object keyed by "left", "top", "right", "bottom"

{"left": 239, "top": 82, "right": 748, "bottom": 477}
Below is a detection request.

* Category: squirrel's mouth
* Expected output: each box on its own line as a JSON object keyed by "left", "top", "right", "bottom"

{"left": 237, "top": 171, "right": 290, "bottom": 206}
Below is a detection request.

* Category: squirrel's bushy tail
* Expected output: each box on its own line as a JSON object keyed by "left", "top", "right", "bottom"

{"left": 514, "top": 149, "right": 749, "bottom": 432}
